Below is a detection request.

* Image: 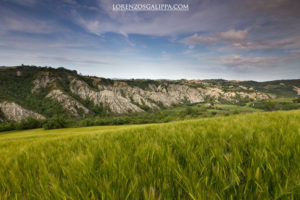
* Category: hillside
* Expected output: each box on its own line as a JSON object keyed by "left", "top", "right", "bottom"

{"left": 0, "top": 65, "right": 300, "bottom": 123}
{"left": 0, "top": 110, "right": 300, "bottom": 199}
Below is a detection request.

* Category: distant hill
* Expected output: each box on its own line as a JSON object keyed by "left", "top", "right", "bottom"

{"left": 0, "top": 65, "right": 299, "bottom": 122}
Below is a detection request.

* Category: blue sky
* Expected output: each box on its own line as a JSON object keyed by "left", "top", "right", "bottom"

{"left": 0, "top": 0, "right": 300, "bottom": 81}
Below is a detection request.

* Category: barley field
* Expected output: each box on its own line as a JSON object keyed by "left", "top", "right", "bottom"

{"left": 0, "top": 110, "right": 300, "bottom": 199}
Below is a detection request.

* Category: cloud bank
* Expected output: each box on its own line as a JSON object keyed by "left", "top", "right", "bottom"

{"left": 0, "top": 0, "right": 299, "bottom": 81}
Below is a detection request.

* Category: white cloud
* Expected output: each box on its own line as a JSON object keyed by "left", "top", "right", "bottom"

{"left": 219, "top": 29, "right": 248, "bottom": 42}
{"left": 220, "top": 54, "right": 265, "bottom": 69}
{"left": 183, "top": 33, "right": 216, "bottom": 49}
{"left": 231, "top": 39, "right": 294, "bottom": 50}
{"left": 219, "top": 53, "right": 300, "bottom": 70}
{"left": 183, "top": 28, "right": 300, "bottom": 51}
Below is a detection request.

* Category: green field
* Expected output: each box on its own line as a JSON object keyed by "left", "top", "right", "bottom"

{"left": 1, "top": 110, "right": 300, "bottom": 199}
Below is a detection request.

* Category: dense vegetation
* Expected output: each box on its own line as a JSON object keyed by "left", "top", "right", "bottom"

{"left": 250, "top": 98, "right": 300, "bottom": 111}
{"left": 2, "top": 97, "right": 300, "bottom": 132}
{"left": 0, "top": 117, "right": 45, "bottom": 132}
{"left": 78, "top": 103, "right": 259, "bottom": 127}
{"left": 0, "top": 110, "right": 300, "bottom": 199}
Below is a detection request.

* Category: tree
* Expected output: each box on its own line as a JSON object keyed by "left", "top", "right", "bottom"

{"left": 293, "top": 97, "right": 300, "bottom": 103}
{"left": 43, "top": 116, "right": 67, "bottom": 129}
{"left": 264, "top": 101, "right": 277, "bottom": 111}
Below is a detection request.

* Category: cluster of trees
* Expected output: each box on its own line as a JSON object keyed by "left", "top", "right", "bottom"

{"left": 0, "top": 117, "right": 68, "bottom": 132}
{"left": 42, "top": 116, "right": 67, "bottom": 129}
{"left": 251, "top": 99, "right": 300, "bottom": 111}
{"left": 293, "top": 97, "right": 300, "bottom": 103}
{"left": 125, "top": 79, "right": 163, "bottom": 90}
{"left": 79, "top": 112, "right": 172, "bottom": 127}
{"left": 78, "top": 105, "right": 225, "bottom": 128}
{"left": 0, "top": 118, "right": 44, "bottom": 132}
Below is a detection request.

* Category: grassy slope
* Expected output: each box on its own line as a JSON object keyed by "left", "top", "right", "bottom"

{"left": 0, "top": 111, "right": 300, "bottom": 199}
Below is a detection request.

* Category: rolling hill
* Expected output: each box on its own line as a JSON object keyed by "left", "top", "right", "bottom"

{"left": 0, "top": 65, "right": 300, "bottom": 123}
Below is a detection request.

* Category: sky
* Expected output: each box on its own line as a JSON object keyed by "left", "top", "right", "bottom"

{"left": 0, "top": 0, "right": 300, "bottom": 81}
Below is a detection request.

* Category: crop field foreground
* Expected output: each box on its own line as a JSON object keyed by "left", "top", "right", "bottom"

{"left": 1, "top": 110, "right": 300, "bottom": 199}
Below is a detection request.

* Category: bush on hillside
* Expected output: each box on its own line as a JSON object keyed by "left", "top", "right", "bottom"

{"left": 0, "top": 118, "right": 44, "bottom": 132}
{"left": 16, "top": 117, "right": 43, "bottom": 130}
{"left": 293, "top": 97, "right": 300, "bottom": 103}
{"left": 0, "top": 122, "right": 16, "bottom": 132}
{"left": 43, "top": 117, "right": 67, "bottom": 130}
{"left": 264, "top": 101, "right": 277, "bottom": 111}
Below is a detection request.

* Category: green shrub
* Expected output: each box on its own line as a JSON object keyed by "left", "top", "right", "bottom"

{"left": 279, "top": 103, "right": 300, "bottom": 110}
{"left": 43, "top": 117, "right": 67, "bottom": 129}
{"left": 293, "top": 97, "right": 300, "bottom": 103}
{"left": 233, "top": 110, "right": 240, "bottom": 115}
{"left": 0, "top": 122, "right": 16, "bottom": 132}
{"left": 0, "top": 118, "right": 43, "bottom": 132}
{"left": 16, "top": 117, "right": 43, "bottom": 130}
{"left": 183, "top": 107, "right": 194, "bottom": 115}
{"left": 264, "top": 101, "right": 277, "bottom": 111}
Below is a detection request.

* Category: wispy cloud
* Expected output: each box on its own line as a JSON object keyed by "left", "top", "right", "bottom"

{"left": 219, "top": 54, "right": 300, "bottom": 70}
{"left": 231, "top": 39, "right": 295, "bottom": 50}
{"left": 183, "top": 28, "right": 300, "bottom": 51}
{"left": 183, "top": 33, "right": 216, "bottom": 49}
{"left": 219, "top": 54, "right": 266, "bottom": 69}
{"left": 219, "top": 29, "right": 248, "bottom": 43}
